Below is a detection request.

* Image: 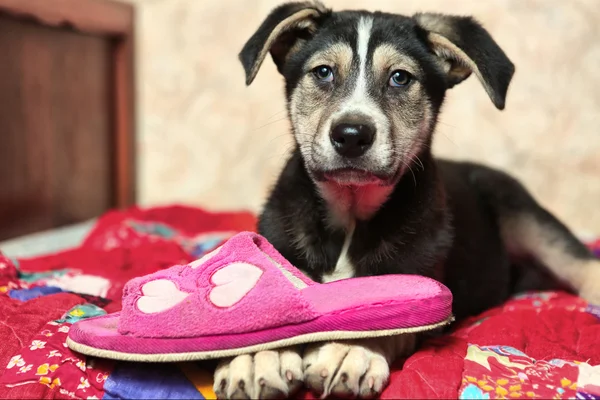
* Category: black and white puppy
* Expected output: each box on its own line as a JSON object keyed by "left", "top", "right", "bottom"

{"left": 214, "top": 2, "right": 600, "bottom": 398}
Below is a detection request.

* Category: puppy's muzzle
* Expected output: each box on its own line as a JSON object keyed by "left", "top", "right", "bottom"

{"left": 330, "top": 116, "right": 376, "bottom": 159}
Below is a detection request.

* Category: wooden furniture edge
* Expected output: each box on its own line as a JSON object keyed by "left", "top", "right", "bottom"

{"left": 0, "top": 0, "right": 137, "bottom": 208}
{"left": 0, "top": 0, "right": 133, "bottom": 36}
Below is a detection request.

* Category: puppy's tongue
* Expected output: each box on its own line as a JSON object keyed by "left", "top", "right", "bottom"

{"left": 318, "top": 180, "right": 394, "bottom": 221}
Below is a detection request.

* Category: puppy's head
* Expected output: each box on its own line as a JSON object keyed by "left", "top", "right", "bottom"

{"left": 240, "top": 1, "right": 514, "bottom": 188}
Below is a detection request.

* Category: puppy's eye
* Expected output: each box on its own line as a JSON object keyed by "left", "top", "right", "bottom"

{"left": 389, "top": 70, "right": 411, "bottom": 87}
{"left": 313, "top": 65, "right": 334, "bottom": 82}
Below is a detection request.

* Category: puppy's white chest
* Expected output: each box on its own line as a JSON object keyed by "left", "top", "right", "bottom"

{"left": 322, "top": 222, "right": 356, "bottom": 283}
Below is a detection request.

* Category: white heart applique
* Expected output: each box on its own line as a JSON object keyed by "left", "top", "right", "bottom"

{"left": 137, "top": 279, "right": 190, "bottom": 314}
{"left": 209, "top": 262, "right": 263, "bottom": 308}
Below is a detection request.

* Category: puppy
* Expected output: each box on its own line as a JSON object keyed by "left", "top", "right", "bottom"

{"left": 214, "top": 2, "right": 600, "bottom": 398}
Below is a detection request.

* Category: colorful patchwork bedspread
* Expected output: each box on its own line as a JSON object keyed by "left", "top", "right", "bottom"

{"left": 0, "top": 205, "right": 598, "bottom": 399}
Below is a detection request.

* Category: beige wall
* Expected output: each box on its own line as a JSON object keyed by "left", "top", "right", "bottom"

{"left": 123, "top": 0, "right": 600, "bottom": 235}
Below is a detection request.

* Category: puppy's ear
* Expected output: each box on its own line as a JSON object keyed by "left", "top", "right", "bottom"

{"left": 414, "top": 13, "right": 515, "bottom": 110}
{"left": 240, "top": 1, "right": 330, "bottom": 85}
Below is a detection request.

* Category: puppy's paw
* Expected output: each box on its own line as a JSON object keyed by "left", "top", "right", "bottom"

{"left": 214, "top": 348, "right": 303, "bottom": 399}
{"left": 303, "top": 342, "right": 390, "bottom": 399}
{"left": 579, "top": 260, "right": 600, "bottom": 305}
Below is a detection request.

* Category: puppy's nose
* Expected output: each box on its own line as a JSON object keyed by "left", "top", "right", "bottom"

{"left": 330, "top": 123, "right": 376, "bottom": 158}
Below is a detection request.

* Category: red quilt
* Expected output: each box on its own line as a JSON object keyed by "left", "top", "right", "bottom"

{"left": 0, "top": 205, "right": 599, "bottom": 399}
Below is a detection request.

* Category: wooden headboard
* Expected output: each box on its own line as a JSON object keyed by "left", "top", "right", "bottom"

{"left": 0, "top": 0, "right": 135, "bottom": 241}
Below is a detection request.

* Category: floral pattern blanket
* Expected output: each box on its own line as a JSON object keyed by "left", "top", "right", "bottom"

{"left": 0, "top": 205, "right": 598, "bottom": 399}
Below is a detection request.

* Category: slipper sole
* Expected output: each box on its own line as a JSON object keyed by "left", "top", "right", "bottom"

{"left": 66, "top": 315, "right": 453, "bottom": 362}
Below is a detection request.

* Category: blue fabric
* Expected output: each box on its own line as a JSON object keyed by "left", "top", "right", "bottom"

{"left": 17, "top": 268, "right": 71, "bottom": 283}
{"left": 190, "top": 238, "right": 224, "bottom": 258}
{"left": 8, "top": 286, "right": 64, "bottom": 301}
{"left": 129, "top": 221, "right": 177, "bottom": 239}
{"left": 103, "top": 363, "right": 204, "bottom": 400}
{"left": 55, "top": 303, "right": 107, "bottom": 324}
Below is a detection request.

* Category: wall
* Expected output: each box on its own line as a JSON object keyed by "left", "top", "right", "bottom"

{"left": 123, "top": 0, "right": 600, "bottom": 235}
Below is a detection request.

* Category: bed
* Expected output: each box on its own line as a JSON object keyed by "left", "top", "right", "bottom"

{"left": 1, "top": 1, "right": 599, "bottom": 399}
{"left": 0, "top": 221, "right": 96, "bottom": 260}
{"left": 1, "top": 205, "right": 599, "bottom": 399}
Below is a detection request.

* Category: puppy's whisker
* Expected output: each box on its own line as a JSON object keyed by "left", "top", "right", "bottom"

{"left": 267, "top": 131, "right": 295, "bottom": 145}
{"left": 436, "top": 120, "right": 457, "bottom": 129}
{"left": 264, "top": 109, "right": 288, "bottom": 121}
{"left": 414, "top": 155, "right": 425, "bottom": 171}
{"left": 253, "top": 117, "right": 290, "bottom": 131}
{"left": 435, "top": 125, "right": 459, "bottom": 148}
{"left": 400, "top": 159, "right": 417, "bottom": 187}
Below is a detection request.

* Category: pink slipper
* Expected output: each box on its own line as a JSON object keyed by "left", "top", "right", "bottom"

{"left": 66, "top": 232, "right": 453, "bottom": 362}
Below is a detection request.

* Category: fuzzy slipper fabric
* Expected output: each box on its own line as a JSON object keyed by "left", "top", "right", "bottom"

{"left": 66, "top": 232, "right": 453, "bottom": 362}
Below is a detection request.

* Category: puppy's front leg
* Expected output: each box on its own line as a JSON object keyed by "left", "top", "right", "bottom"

{"left": 214, "top": 347, "right": 303, "bottom": 399}
{"left": 303, "top": 334, "right": 417, "bottom": 399}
